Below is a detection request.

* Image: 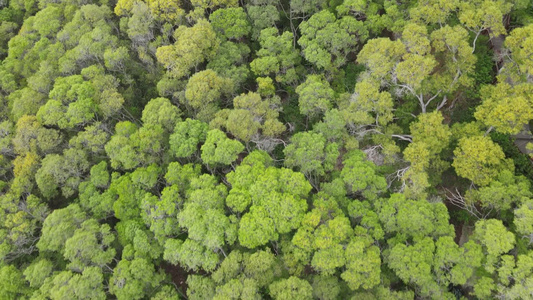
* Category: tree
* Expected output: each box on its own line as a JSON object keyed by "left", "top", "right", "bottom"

{"left": 169, "top": 118, "right": 209, "bottom": 158}
{"left": 284, "top": 131, "right": 339, "bottom": 177}
{"left": 189, "top": 0, "right": 238, "bottom": 15}
{"left": 429, "top": 25, "right": 476, "bottom": 93}
{"left": 10, "top": 151, "right": 40, "bottom": 196}
{"left": 311, "top": 218, "right": 351, "bottom": 274}
{"left": 110, "top": 174, "right": 147, "bottom": 221}
{"left": 269, "top": 276, "right": 313, "bottom": 300}
{"left": 497, "top": 251, "right": 533, "bottom": 299}
{"left": 148, "top": 0, "right": 185, "bottom": 23}
{"left": 458, "top": 0, "right": 512, "bottom": 44}
{"left": 402, "top": 111, "right": 451, "bottom": 198}
{"left": 126, "top": 2, "right": 154, "bottom": 47}
{"left": 23, "top": 258, "right": 54, "bottom": 288}
{"left": 141, "top": 97, "right": 181, "bottom": 132}
{"left": 212, "top": 92, "right": 285, "bottom": 144}
{"left": 502, "top": 24, "right": 533, "bottom": 83}
{"left": 238, "top": 206, "right": 278, "bottom": 249}
{"left": 187, "top": 275, "right": 215, "bottom": 300}
{"left": 35, "top": 148, "right": 90, "bottom": 199}
{"left": 387, "top": 236, "right": 463, "bottom": 298}
{"left": 116, "top": 219, "right": 162, "bottom": 260}
{"left": 109, "top": 257, "right": 164, "bottom": 300}
{"left": 377, "top": 193, "right": 454, "bottom": 240}
{"left": 250, "top": 28, "right": 302, "bottom": 85}
{"left": 184, "top": 69, "right": 232, "bottom": 121}
{"left": 296, "top": 75, "right": 334, "bottom": 117}
{"left": 156, "top": 20, "right": 219, "bottom": 79}
{"left": 409, "top": 0, "right": 457, "bottom": 25}
{"left": 473, "top": 219, "right": 515, "bottom": 273}
{"left": 244, "top": 249, "right": 282, "bottom": 287}
{"left": 0, "top": 265, "right": 31, "bottom": 299}
{"left": 163, "top": 238, "right": 220, "bottom": 272}
{"left": 339, "top": 79, "right": 394, "bottom": 129}
{"left": 311, "top": 275, "right": 341, "bottom": 300}
{"left": 151, "top": 285, "right": 180, "bottom": 300}
{"left": 247, "top": 4, "right": 279, "bottom": 40}
{"left": 209, "top": 7, "right": 251, "bottom": 40}
{"left": 466, "top": 170, "right": 532, "bottom": 211}
{"left": 165, "top": 162, "right": 202, "bottom": 191}
{"left": 201, "top": 129, "right": 244, "bottom": 166}
{"left": 452, "top": 135, "right": 511, "bottom": 186}
{"left": 35, "top": 267, "right": 107, "bottom": 300}
{"left": 213, "top": 278, "right": 262, "bottom": 300}
{"left": 63, "top": 219, "right": 116, "bottom": 272}
{"left": 290, "top": 0, "right": 328, "bottom": 16}
{"left": 78, "top": 162, "right": 115, "bottom": 219}
{"left": 341, "top": 236, "right": 381, "bottom": 290}
{"left": 178, "top": 174, "right": 235, "bottom": 248}
{"left": 244, "top": 167, "right": 311, "bottom": 233}
{"left": 37, "top": 204, "right": 87, "bottom": 253}
{"left": 12, "top": 115, "right": 62, "bottom": 156}
{"left": 69, "top": 122, "right": 110, "bottom": 157}
{"left": 433, "top": 236, "right": 482, "bottom": 286}
{"left": 131, "top": 164, "right": 161, "bottom": 190}
{"left": 357, "top": 24, "right": 475, "bottom": 114}
{"left": 515, "top": 200, "right": 533, "bottom": 244}
{"left": 9, "top": 87, "right": 46, "bottom": 120}
{"left": 313, "top": 109, "right": 348, "bottom": 143}
{"left": 105, "top": 122, "right": 167, "bottom": 170}
{"left": 206, "top": 41, "right": 250, "bottom": 89}
{"left": 339, "top": 150, "right": 387, "bottom": 201}
{"left": 298, "top": 10, "right": 368, "bottom": 70}
{"left": 357, "top": 38, "right": 406, "bottom": 82}
{"left": 0, "top": 193, "right": 48, "bottom": 262}
{"left": 290, "top": 195, "right": 352, "bottom": 276}
{"left": 141, "top": 188, "right": 182, "bottom": 242}
{"left": 226, "top": 150, "right": 273, "bottom": 212}
{"left": 475, "top": 82, "right": 533, "bottom": 135}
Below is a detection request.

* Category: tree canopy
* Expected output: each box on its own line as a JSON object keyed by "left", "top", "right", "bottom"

{"left": 1, "top": 0, "right": 533, "bottom": 298}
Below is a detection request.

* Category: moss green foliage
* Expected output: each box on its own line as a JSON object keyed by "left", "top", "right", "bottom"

{"left": 1, "top": 0, "right": 533, "bottom": 299}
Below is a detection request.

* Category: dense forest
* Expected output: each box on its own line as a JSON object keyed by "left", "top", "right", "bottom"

{"left": 1, "top": 0, "right": 533, "bottom": 298}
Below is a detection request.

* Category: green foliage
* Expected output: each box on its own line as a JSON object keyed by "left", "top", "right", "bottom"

{"left": 209, "top": 7, "right": 251, "bottom": 40}
{"left": 0, "top": 265, "right": 31, "bottom": 299}
{"left": 2, "top": 1, "right": 533, "bottom": 299}
{"left": 156, "top": 20, "right": 219, "bottom": 79}
{"left": 109, "top": 257, "right": 164, "bottom": 300}
{"left": 201, "top": 129, "right": 244, "bottom": 166}
{"left": 340, "top": 150, "right": 387, "bottom": 200}
{"left": 141, "top": 97, "right": 181, "bottom": 132}
{"left": 453, "top": 135, "right": 512, "bottom": 186}
{"left": 269, "top": 276, "right": 313, "bottom": 300}
{"left": 284, "top": 131, "right": 339, "bottom": 176}
{"left": 37, "top": 204, "right": 87, "bottom": 253}
{"left": 250, "top": 28, "right": 302, "bottom": 85}
{"left": 295, "top": 74, "right": 334, "bottom": 117}
{"left": 490, "top": 131, "right": 533, "bottom": 180}
{"left": 298, "top": 10, "right": 368, "bottom": 70}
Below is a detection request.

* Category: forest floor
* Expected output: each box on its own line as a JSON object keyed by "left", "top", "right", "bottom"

{"left": 513, "top": 124, "right": 533, "bottom": 159}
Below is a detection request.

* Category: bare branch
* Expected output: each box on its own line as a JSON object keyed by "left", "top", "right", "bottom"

{"left": 391, "top": 134, "right": 413, "bottom": 142}
{"left": 444, "top": 187, "right": 484, "bottom": 219}
{"left": 436, "top": 95, "right": 448, "bottom": 111}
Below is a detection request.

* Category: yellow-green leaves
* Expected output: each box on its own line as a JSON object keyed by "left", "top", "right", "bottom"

{"left": 250, "top": 28, "right": 301, "bottom": 85}
{"left": 453, "top": 135, "right": 510, "bottom": 186}
{"left": 156, "top": 20, "right": 219, "bottom": 79}
{"left": 296, "top": 75, "right": 334, "bottom": 118}
{"left": 504, "top": 24, "right": 533, "bottom": 82}
{"left": 299, "top": 10, "right": 368, "bottom": 70}
{"left": 476, "top": 83, "right": 533, "bottom": 135}
{"left": 201, "top": 129, "right": 244, "bottom": 166}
